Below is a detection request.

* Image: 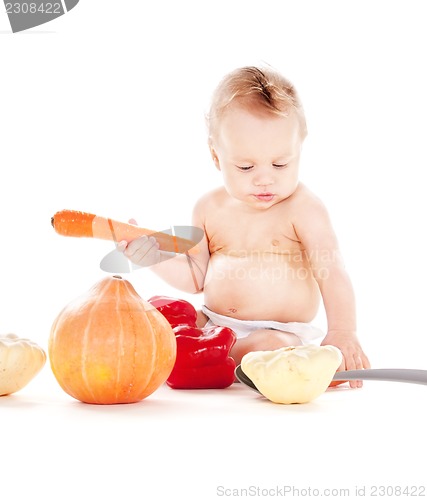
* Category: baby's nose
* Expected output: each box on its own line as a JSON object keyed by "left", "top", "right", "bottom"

{"left": 253, "top": 172, "right": 274, "bottom": 186}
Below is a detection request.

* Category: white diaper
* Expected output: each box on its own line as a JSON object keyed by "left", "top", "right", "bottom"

{"left": 201, "top": 306, "right": 324, "bottom": 345}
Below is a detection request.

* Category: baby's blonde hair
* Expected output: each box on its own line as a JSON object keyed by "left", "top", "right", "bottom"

{"left": 207, "top": 66, "right": 307, "bottom": 143}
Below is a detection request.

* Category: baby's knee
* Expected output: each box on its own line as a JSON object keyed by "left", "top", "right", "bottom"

{"left": 246, "top": 329, "right": 302, "bottom": 351}
{"left": 230, "top": 329, "right": 301, "bottom": 366}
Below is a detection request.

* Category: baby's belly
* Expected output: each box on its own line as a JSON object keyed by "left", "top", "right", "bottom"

{"left": 203, "top": 253, "right": 321, "bottom": 322}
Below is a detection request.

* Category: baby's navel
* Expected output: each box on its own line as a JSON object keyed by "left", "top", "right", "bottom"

{"left": 272, "top": 239, "right": 279, "bottom": 246}
{"left": 228, "top": 307, "right": 238, "bottom": 314}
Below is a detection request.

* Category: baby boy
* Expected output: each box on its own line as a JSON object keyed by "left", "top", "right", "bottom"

{"left": 120, "top": 66, "right": 370, "bottom": 387}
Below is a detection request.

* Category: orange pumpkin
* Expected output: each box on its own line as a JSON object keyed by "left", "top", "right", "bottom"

{"left": 48, "top": 275, "right": 176, "bottom": 404}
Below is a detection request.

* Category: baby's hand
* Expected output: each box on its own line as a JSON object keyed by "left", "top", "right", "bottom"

{"left": 118, "top": 235, "right": 161, "bottom": 267}
{"left": 321, "top": 330, "right": 370, "bottom": 389}
{"left": 117, "top": 219, "right": 161, "bottom": 267}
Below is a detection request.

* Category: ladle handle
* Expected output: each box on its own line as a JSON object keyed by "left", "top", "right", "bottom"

{"left": 333, "top": 368, "right": 427, "bottom": 385}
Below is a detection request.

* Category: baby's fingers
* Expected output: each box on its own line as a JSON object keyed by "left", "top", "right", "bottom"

{"left": 344, "top": 353, "right": 365, "bottom": 388}
{"left": 361, "top": 351, "right": 371, "bottom": 370}
{"left": 116, "top": 240, "right": 128, "bottom": 253}
{"left": 125, "top": 235, "right": 152, "bottom": 256}
{"left": 124, "top": 235, "right": 160, "bottom": 266}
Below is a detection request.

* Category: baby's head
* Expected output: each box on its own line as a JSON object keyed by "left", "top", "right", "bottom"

{"left": 207, "top": 66, "right": 307, "bottom": 147}
{"left": 206, "top": 66, "right": 307, "bottom": 207}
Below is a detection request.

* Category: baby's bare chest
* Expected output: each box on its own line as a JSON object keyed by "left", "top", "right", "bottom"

{"left": 205, "top": 207, "right": 302, "bottom": 256}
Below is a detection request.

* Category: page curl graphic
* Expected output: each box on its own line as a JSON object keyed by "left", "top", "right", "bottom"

{"left": 4, "top": 0, "right": 79, "bottom": 33}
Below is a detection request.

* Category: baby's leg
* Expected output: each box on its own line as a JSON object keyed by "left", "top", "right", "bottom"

{"left": 231, "top": 329, "right": 302, "bottom": 366}
{"left": 195, "top": 311, "right": 302, "bottom": 365}
{"left": 196, "top": 309, "right": 209, "bottom": 328}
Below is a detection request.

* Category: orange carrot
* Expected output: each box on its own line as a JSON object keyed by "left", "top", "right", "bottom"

{"left": 51, "top": 210, "right": 200, "bottom": 254}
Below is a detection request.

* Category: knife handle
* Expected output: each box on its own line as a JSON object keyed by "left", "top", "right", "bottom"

{"left": 333, "top": 368, "right": 427, "bottom": 385}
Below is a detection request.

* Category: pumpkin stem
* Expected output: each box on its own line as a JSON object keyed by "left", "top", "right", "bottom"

{"left": 112, "top": 275, "right": 123, "bottom": 280}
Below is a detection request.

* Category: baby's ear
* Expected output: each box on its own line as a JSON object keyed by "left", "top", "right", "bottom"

{"left": 209, "top": 143, "right": 221, "bottom": 170}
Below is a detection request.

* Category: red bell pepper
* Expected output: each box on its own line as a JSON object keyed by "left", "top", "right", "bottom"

{"left": 148, "top": 295, "right": 198, "bottom": 328}
{"left": 167, "top": 324, "right": 237, "bottom": 389}
{"left": 149, "top": 295, "right": 237, "bottom": 389}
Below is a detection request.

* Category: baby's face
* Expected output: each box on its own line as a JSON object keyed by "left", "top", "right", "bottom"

{"left": 211, "top": 103, "right": 303, "bottom": 209}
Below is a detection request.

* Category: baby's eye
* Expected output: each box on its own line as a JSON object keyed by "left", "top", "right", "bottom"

{"left": 273, "top": 163, "right": 288, "bottom": 169}
{"left": 236, "top": 165, "right": 254, "bottom": 171}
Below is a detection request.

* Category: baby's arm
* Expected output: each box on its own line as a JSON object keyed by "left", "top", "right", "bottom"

{"left": 294, "top": 194, "right": 370, "bottom": 387}
{"left": 118, "top": 201, "right": 211, "bottom": 294}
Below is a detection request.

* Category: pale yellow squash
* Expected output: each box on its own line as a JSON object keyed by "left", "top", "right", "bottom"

{"left": 0, "top": 334, "right": 46, "bottom": 396}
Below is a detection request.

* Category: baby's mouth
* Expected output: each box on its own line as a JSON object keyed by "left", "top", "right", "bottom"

{"left": 253, "top": 193, "right": 275, "bottom": 202}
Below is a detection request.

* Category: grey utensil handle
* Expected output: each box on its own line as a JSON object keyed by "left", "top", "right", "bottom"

{"left": 333, "top": 368, "right": 427, "bottom": 385}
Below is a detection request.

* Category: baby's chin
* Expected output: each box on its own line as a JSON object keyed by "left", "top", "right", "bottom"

{"left": 239, "top": 195, "right": 283, "bottom": 210}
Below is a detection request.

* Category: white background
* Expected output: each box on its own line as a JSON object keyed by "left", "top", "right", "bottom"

{"left": 1, "top": 1, "right": 427, "bottom": 498}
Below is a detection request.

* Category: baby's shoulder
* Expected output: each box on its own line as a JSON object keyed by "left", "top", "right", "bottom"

{"left": 286, "top": 183, "right": 329, "bottom": 220}
{"left": 289, "top": 183, "right": 326, "bottom": 209}
{"left": 193, "top": 186, "right": 227, "bottom": 212}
